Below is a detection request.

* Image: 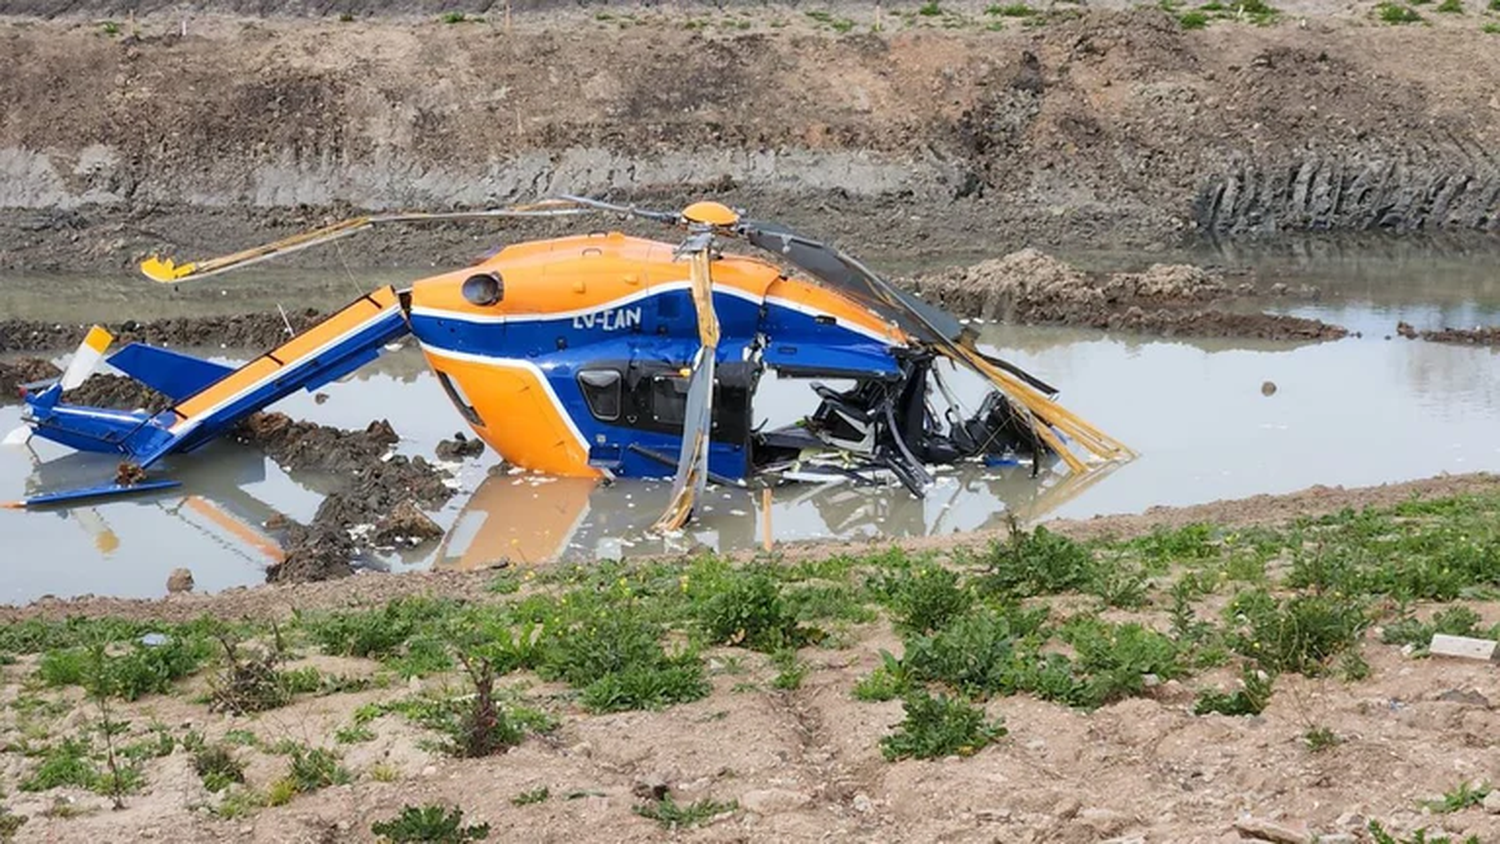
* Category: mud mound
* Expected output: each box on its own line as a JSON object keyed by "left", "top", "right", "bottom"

{"left": 63, "top": 374, "right": 172, "bottom": 413}
{"left": 435, "top": 433, "right": 485, "bottom": 461}
{"left": 1396, "top": 321, "right": 1500, "bottom": 346}
{"left": 911, "top": 250, "right": 1346, "bottom": 342}
{"left": 0, "top": 357, "right": 60, "bottom": 399}
{"left": 0, "top": 312, "right": 327, "bottom": 355}
{"left": 241, "top": 413, "right": 455, "bottom": 583}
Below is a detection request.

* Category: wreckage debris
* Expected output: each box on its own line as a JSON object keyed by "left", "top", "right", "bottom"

{"left": 374, "top": 499, "right": 446, "bottom": 546}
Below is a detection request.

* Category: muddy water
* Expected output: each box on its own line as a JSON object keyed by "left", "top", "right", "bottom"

{"left": 4, "top": 250, "right": 1500, "bottom": 602}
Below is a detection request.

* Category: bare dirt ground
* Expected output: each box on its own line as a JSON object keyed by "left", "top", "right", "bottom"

{"left": 1, "top": 1, "right": 1499, "bottom": 272}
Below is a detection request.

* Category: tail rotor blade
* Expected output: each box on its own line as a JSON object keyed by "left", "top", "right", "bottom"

{"left": 2, "top": 425, "right": 32, "bottom": 447}
{"left": 60, "top": 325, "right": 114, "bottom": 391}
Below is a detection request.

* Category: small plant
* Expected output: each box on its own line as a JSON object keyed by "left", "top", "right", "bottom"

{"left": 853, "top": 650, "right": 913, "bottom": 702}
{"left": 985, "top": 2, "right": 1036, "bottom": 14}
{"left": 875, "top": 563, "right": 972, "bottom": 633}
{"left": 1376, "top": 2, "right": 1424, "bottom": 22}
{"left": 633, "top": 794, "right": 737, "bottom": 829}
{"left": 880, "top": 690, "right": 1006, "bottom": 760}
{"left": 1485, "top": 22, "right": 1500, "bottom": 32}
{"left": 440, "top": 11, "right": 469, "bottom": 23}
{"left": 1303, "top": 725, "right": 1340, "bottom": 752}
{"left": 338, "top": 12, "right": 354, "bottom": 21}
{"left": 1193, "top": 665, "right": 1273, "bottom": 716}
{"left": 100, "top": 20, "right": 120, "bottom": 35}
{"left": 770, "top": 649, "right": 808, "bottom": 690}
{"left": 372, "top": 804, "right": 491, "bottom": 842}
{"left": 336, "top": 723, "right": 376, "bottom": 744}
{"left": 695, "top": 568, "right": 805, "bottom": 652}
{"left": 1436, "top": 0, "right": 1462, "bottom": 11}
{"left": 284, "top": 745, "right": 351, "bottom": 794}
{"left": 20, "top": 737, "right": 96, "bottom": 792}
{"left": 1421, "top": 780, "right": 1491, "bottom": 813}
{"left": 370, "top": 763, "right": 401, "bottom": 783}
{"left": 1179, "top": 10, "right": 1210, "bottom": 27}
{"left": 82, "top": 642, "right": 134, "bottom": 809}
{"left": 978, "top": 523, "right": 1097, "bottom": 599}
{"left": 540, "top": 611, "right": 708, "bottom": 713}
{"left": 918, "top": 0, "right": 943, "bottom": 15}
{"left": 193, "top": 743, "right": 246, "bottom": 793}
{"left": 1382, "top": 605, "right": 1486, "bottom": 650}
{"left": 1369, "top": 820, "right": 1480, "bottom": 844}
{"left": 0, "top": 805, "right": 27, "bottom": 842}
{"left": 512, "top": 786, "right": 550, "bottom": 806}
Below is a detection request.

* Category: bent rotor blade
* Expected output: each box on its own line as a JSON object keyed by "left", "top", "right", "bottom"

{"left": 138, "top": 199, "right": 589, "bottom": 284}
{"left": 60, "top": 325, "right": 114, "bottom": 391}
{"left": 652, "top": 244, "right": 721, "bottom": 533}
{"left": 554, "top": 194, "right": 681, "bottom": 225}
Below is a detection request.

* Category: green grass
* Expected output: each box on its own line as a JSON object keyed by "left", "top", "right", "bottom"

{"left": 1194, "top": 666, "right": 1273, "bottom": 716}
{"left": 193, "top": 743, "right": 246, "bottom": 793}
{"left": 1420, "top": 780, "right": 1491, "bottom": 813}
{"left": 1482, "top": 21, "right": 1500, "bottom": 31}
{"left": 511, "top": 786, "right": 550, "bottom": 806}
{"left": 1304, "top": 725, "right": 1340, "bottom": 752}
{"left": 1178, "top": 10, "right": 1210, "bottom": 27}
{"left": 985, "top": 2, "right": 1036, "bottom": 14}
{"left": 1369, "top": 820, "right": 1480, "bottom": 844}
{"left": 880, "top": 690, "right": 1006, "bottom": 760}
{"left": 633, "top": 795, "right": 737, "bottom": 829}
{"left": 1376, "top": 2, "right": 1425, "bottom": 22}
{"left": 1436, "top": 0, "right": 1463, "bottom": 11}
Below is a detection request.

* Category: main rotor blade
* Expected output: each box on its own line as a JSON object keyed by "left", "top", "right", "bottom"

{"left": 138, "top": 200, "right": 589, "bottom": 284}
{"left": 554, "top": 194, "right": 681, "bottom": 225}
{"left": 652, "top": 244, "right": 721, "bottom": 533}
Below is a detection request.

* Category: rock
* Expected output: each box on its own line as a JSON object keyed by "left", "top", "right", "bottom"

{"left": 420, "top": 765, "right": 437, "bottom": 777}
{"left": 852, "top": 793, "right": 874, "bottom": 813}
{"left": 1261, "top": 381, "right": 1277, "bottom": 396}
{"left": 1233, "top": 817, "right": 1311, "bottom": 844}
{"left": 166, "top": 567, "right": 194, "bottom": 594}
{"left": 1436, "top": 689, "right": 1491, "bottom": 708}
{"left": 1483, "top": 790, "right": 1500, "bottom": 814}
{"left": 740, "top": 788, "right": 813, "bottom": 814}
{"left": 373, "top": 499, "right": 444, "bottom": 547}
{"left": 632, "top": 768, "right": 677, "bottom": 801}
{"left": 435, "top": 432, "right": 485, "bottom": 461}
{"left": 1079, "top": 807, "right": 1132, "bottom": 836}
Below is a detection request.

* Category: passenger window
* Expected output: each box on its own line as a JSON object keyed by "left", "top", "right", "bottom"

{"left": 436, "top": 370, "right": 484, "bottom": 427}
{"left": 578, "top": 369, "right": 622, "bottom": 421}
{"left": 649, "top": 374, "right": 689, "bottom": 426}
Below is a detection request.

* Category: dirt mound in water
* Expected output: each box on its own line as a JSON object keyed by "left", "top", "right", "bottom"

{"left": 911, "top": 249, "right": 1347, "bottom": 342}
{"left": 1397, "top": 321, "right": 1500, "bottom": 346}
{"left": 237, "top": 413, "right": 454, "bottom": 583}
{"left": 63, "top": 374, "right": 172, "bottom": 413}
{"left": 0, "top": 357, "right": 60, "bottom": 399}
{"left": 0, "top": 312, "right": 327, "bottom": 355}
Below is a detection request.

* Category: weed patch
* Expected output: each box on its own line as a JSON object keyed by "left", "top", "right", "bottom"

{"left": 633, "top": 795, "right": 737, "bottom": 829}
{"left": 880, "top": 691, "right": 1006, "bottom": 760}
{"left": 372, "top": 804, "right": 491, "bottom": 842}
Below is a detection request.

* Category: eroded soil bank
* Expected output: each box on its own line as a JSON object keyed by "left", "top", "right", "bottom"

{"left": 2, "top": 2, "right": 1499, "bottom": 273}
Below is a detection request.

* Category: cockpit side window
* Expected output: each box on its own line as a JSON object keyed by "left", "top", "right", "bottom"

{"left": 578, "top": 368, "right": 623, "bottom": 422}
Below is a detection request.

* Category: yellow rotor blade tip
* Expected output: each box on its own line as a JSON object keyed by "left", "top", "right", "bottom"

{"left": 139, "top": 256, "right": 196, "bottom": 283}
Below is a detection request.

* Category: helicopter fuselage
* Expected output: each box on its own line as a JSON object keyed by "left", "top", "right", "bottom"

{"left": 406, "top": 231, "right": 911, "bottom": 481}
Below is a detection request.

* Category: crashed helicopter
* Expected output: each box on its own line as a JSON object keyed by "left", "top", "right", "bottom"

{"left": 5, "top": 196, "right": 1133, "bottom": 531}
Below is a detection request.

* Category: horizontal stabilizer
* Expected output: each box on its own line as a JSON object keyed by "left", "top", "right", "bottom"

{"left": 4, "top": 479, "right": 181, "bottom": 509}
{"left": 108, "top": 344, "right": 235, "bottom": 402}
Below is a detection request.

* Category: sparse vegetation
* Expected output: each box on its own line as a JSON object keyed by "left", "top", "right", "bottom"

{"left": 372, "top": 804, "right": 491, "bottom": 842}
{"left": 1436, "top": 0, "right": 1463, "bottom": 11}
{"left": 1377, "top": 2, "right": 1425, "bottom": 22}
{"left": 633, "top": 795, "right": 737, "bottom": 829}
{"left": 193, "top": 743, "right": 246, "bottom": 793}
{"left": 512, "top": 786, "right": 550, "bottom": 806}
{"left": 1304, "top": 725, "right": 1340, "bottom": 751}
{"left": 1421, "top": 780, "right": 1491, "bottom": 813}
{"left": 1369, "top": 820, "right": 1480, "bottom": 844}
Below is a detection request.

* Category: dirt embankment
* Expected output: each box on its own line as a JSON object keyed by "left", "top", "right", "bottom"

{"left": 1, "top": 6, "right": 1498, "bottom": 272}
{"left": 912, "top": 248, "right": 1347, "bottom": 341}
{"left": 1396, "top": 320, "right": 1500, "bottom": 347}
